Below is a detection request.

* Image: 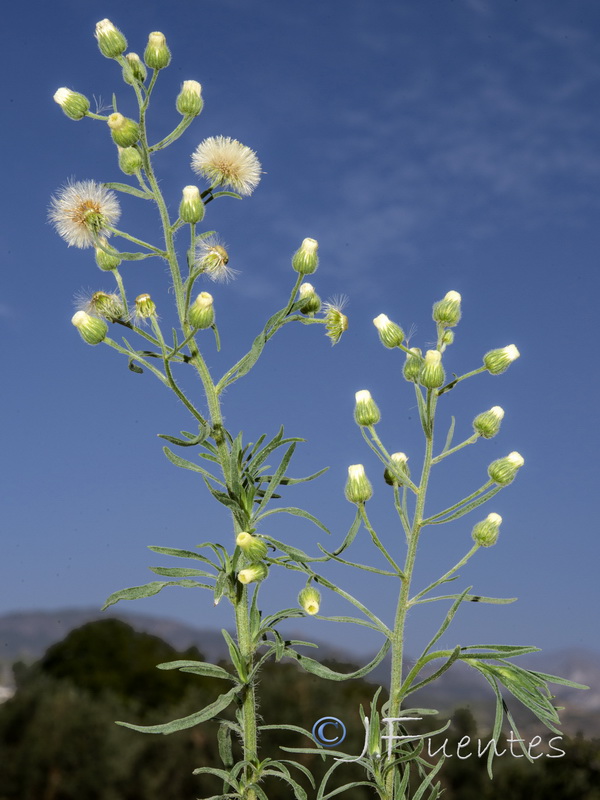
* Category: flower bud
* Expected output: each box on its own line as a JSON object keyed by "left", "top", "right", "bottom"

{"left": 236, "top": 532, "right": 268, "bottom": 562}
{"left": 134, "top": 293, "right": 156, "bottom": 320}
{"left": 292, "top": 238, "right": 319, "bottom": 275}
{"left": 373, "top": 313, "right": 404, "bottom": 348}
{"left": 298, "top": 282, "right": 321, "bottom": 314}
{"left": 483, "top": 345, "right": 520, "bottom": 375}
{"left": 237, "top": 563, "right": 268, "bottom": 585}
{"left": 488, "top": 451, "right": 524, "bottom": 485}
{"left": 53, "top": 88, "right": 89, "bottom": 120}
{"left": 345, "top": 464, "right": 373, "bottom": 504}
{"left": 472, "top": 513, "right": 502, "bottom": 547}
{"left": 188, "top": 292, "right": 214, "bottom": 330}
{"left": 419, "top": 350, "right": 445, "bottom": 389}
{"left": 71, "top": 311, "right": 107, "bottom": 345}
{"left": 118, "top": 146, "right": 143, "bottom": 176}
{"left": 176, "top": 80, "right": 203, "bottom": 116}
{"left": 95, "top": 19, "right": 127, "bottom": 59}
{"left": 403, "top": 347, "right": 422, "bottom": 382}
{"left": 123, "top": 52, "right": 147, "bottom": 84}
{"left": 298, "top": 586, "right": 321, "bottom": 615}
{"left": 95, "top": 238, "right": 122, "bottom": 271}
{"left": 324, "top": 301, "right": 348, "bottom": 345}
{"left": 88, "top": 291, "right": 125, "bottom": 322}
{"left": 473, "top": 406, "right": 504, "bottom": 439}
{"left": 107, "top": 113, "right": 140, "bottom": 147}
{"left": 440, "top": 329, "right": 454, "bottom": 351}
{"left": 384, "top": 452, "right": 410, "bottom": 486}
{"left": 354, "top": 389, "right": 381, "bottom": 426}
{"left": 144, "top": 31, "right": 171, "bottom": 70}
{"left": 433, "top": 290, "right": 462, "bottom": 327}
{"left": 179, "top": 185, "right": 205, "bottom": 224}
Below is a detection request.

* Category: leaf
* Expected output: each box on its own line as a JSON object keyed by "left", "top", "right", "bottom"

{"left": 163, "top": 446, "right": 222, "bottom": 484}
{"left": 158, "top": 423, "right": 209, "bottom": 447}
{"left": 150, "top": 566, "right": 214, "bottom": 578}
{"left": 156, "top": 659, "right": 235, "bottom": 682}
{"left": 442, "top": 416, "right": 456, "bottom": 454}
{"left": 128, "top": 359, "right": 143, "bottom": 374}
{"left": 255, "top": 507, "right": 330, "bottom": 534}
{"left": 218, "top": 723, "right": 234, "bottom": 768}
{"left": 103, "top": 181, "right": 153, "bottom": 200}
{"left": 148, "top": 545, "right": 217, "bottom": 567}
{"left": 210, "top": 190, "right": 242, "bottom": 199}
{"left": 420, "top": 587, "right": 471, "bottom": 658}
{"left": 102, "top": 580, "right": 210, "bottom": 610}
{"left": 255, "top": 443, "right": 296, "bottom": 513}
{"left": 116, "top": 686, "right": 239, "bottom": 734}
{"left": 221, "top": 629, "right": 247, "bottom": 681}
{"left": 415, "top": 593, "right": 517, "bottom": 605}
{"left": 284, "top": 640, "right": 390, "bottom": 681}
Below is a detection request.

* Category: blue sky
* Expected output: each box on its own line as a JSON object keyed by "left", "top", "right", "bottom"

{"left": 2, "top": 0, "right": 600, "bottom": 661}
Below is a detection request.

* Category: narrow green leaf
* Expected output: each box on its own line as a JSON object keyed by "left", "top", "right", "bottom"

{"left": 157, "top": 423, "right": 208, "bottom": 447}
{"left": 116, "top": 686, "right": 239, "bottom": 734}
{"left": 148, "top": 545, "right": 217, "bottom": 567}
{"left": 163, "top": 446, "right": 221, "bottom": 482}
{"left": 284, "top": 640, "right": 390, "bottom": 681}
{"left": 103, "top": 181, "right": 152, "bottom": 200}
{"left": 102, "top": 579, "right": 209, "bottom": 610}
{"left": 211, "top": 190, "right": 242, "bottom": 199}
{"left": 128, "top": 359, "right": 143, "bottom": 374}
{"left": 255, "top": 443, "right": 296, "bottom": 513}
{"left": 416, "top": 593, "right": 517, "bottom": 605}
{"left": 149, "top": 566, "right": 214, "bottom": 578}
{"left": 442, "top": 415, "right": 456, "bottom": 454}
{"left": 156, "top": 659, "right": 235, "bottom": 682}
{"left": 255, "top": 506, "right": 330, "bottom": 534}
{"left": 267, "top": 466, "right": 329, "bottom": 485}
{"left": 428, "top": 486, "right": 502, "bottom": 525}
{"left": 221, "top": 629, "right": 247, "bottom": 681}
{"left": 420, "top": 587, "right": 471, "bottom": 658}
{"left": 218, "top": 723, "right": 234, "bottom": 768}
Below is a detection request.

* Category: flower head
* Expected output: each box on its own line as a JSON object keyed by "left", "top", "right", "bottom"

{"left": 195, "top": 235, "right": 236, "bottom": 282}
{"left": 49, "top": 180, "right": 121, "bottom": 249}
{"left": 191, "top": 136, "right": 262, "bottom": 196}
{"left": 324, "top": 297, "right": 348, "bottom": 345}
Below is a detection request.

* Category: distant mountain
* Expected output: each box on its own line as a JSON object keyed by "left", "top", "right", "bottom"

{"left": 1, "top": 608, "right": 598, "bottom": 737}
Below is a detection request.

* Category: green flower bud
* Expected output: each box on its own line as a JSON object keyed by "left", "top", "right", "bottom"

{"left": 345, "top": 464, "right": 373, "bottom": 505}
{"left": 354, "top": 389, "right": 381, "bottom": 426}
{"left": 384, "top": 452, "right": 410, "bottom": 486}
{"left": 179, "top": 185, "right": 205, "bottom": 224}
{"left": 473, "top": 406, "right": 504, "bottom": 439}
{"left": 298, "top": 586, "right": 321, "bottom": 615}
{"left": 440, "top": 329, "right": 454, "bottom": 351}
{"left": 403, "top": 347, "right": 422, "bottom": 382}
{"left": 488, "top": 451, "right": 524, "bottom": 485}
{"left": 88, "top": 291, "right": 125, "bottom": 322}
{"left": 373, "top": 313, "right": 404, "bottom": 348}
{"left": 292, "top": 237, "right": 319, "bottom": 275}
{"left": 134, "top": 293, "right": 156, "bottom": 320}
{"left": 176, "top": 80, "right": 203, "bottom": 116}
{"left": 324, "top": 300, "right": 348, "bottom": 345}
{"left": 419, "top": 349, "right": 445, "bottom": 389}
{"left": 238, "top": 563, "right": 268, "bottom": 585}
{"left": 53, "top": 88, "right": 89, "bottom": 120}
{"left": 236, "top": 532, "right": 268, "bottom": 562}
{"left": 144, "top": 31, "right": 171, "bottom": 70}
{"left": 71, "top": 311, "right": 108, "bottom": 345}
{"left": 118, "top": 146, "right": 143, "bottom": 176}
{"left": 472, "top": 513, "right": 502, "bottom": 547}
{"left": 483, "top": 345, "right": 520, "bottom": 375}
{"left": 95, "top": 238, "right": 122, "bottom": 271}
{"left": 188, "top": 292, "right": 214, "bottom": 329}
{"left": 123, "top": 52, "right": 147, "bottom": 84}
{"left": 298, "top": 282, "right": 321, "bottom": 314}
{"left": 107, "top": 113, "right": 140, "bottom": 148}
{"left": 95, "top": 19, "right": 127, "bottom": 59}
{"left": 433, "top": 290, "right": 462, "bottom": 327}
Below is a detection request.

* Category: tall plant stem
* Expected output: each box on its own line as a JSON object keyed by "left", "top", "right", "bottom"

{"left": 131, "top": 77, "right": 259, "bottom": 797}
{"left": 386, "top": 389, "right": 438, "bottom": 799}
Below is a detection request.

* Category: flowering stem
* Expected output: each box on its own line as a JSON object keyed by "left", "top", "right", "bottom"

{"left": 107, "top": 226, "right": 166, "bottom": 255}
{"left": 438, "top": 366, "right": 486, "bottom": 395}
{"left": 422, "top": 480, "right": 494, "bottom": 525}
{"left": 363, "top": 426, "right": 419, "bottom": 494}
{"left": 411, "top": 544, "right": 480, "bottom": 604}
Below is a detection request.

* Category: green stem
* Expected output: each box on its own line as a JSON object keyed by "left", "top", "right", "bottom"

{"left": 363, "top": 427, "right": 419, "bottom": 494}
{"left": 422, "top": 480, "right": 494, "bottom": 525}
{"left": 438, "top": 366, "right": 486, "bottom": 395}
{"left": 386, "top": 389, "right": 437, "bottom": 799}
{"left": 432, "top": 433, "right": 479, "bottom": 464}
{"left": 411, "top": 544, "right": 480, "bottom": 603}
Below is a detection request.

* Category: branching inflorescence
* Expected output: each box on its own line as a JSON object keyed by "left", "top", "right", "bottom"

{"left": 51, "top": 19, "right": 586, "bottom": 800}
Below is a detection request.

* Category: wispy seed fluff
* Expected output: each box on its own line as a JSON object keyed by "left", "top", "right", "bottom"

{"left": 191, "top": 136, "right": 262, "bottom": 196}
{"left": 49, "top": 180, "right": 121, "bottom": 248}
{"left": 195, "top": 235, "right": 237, "bottom": 282}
